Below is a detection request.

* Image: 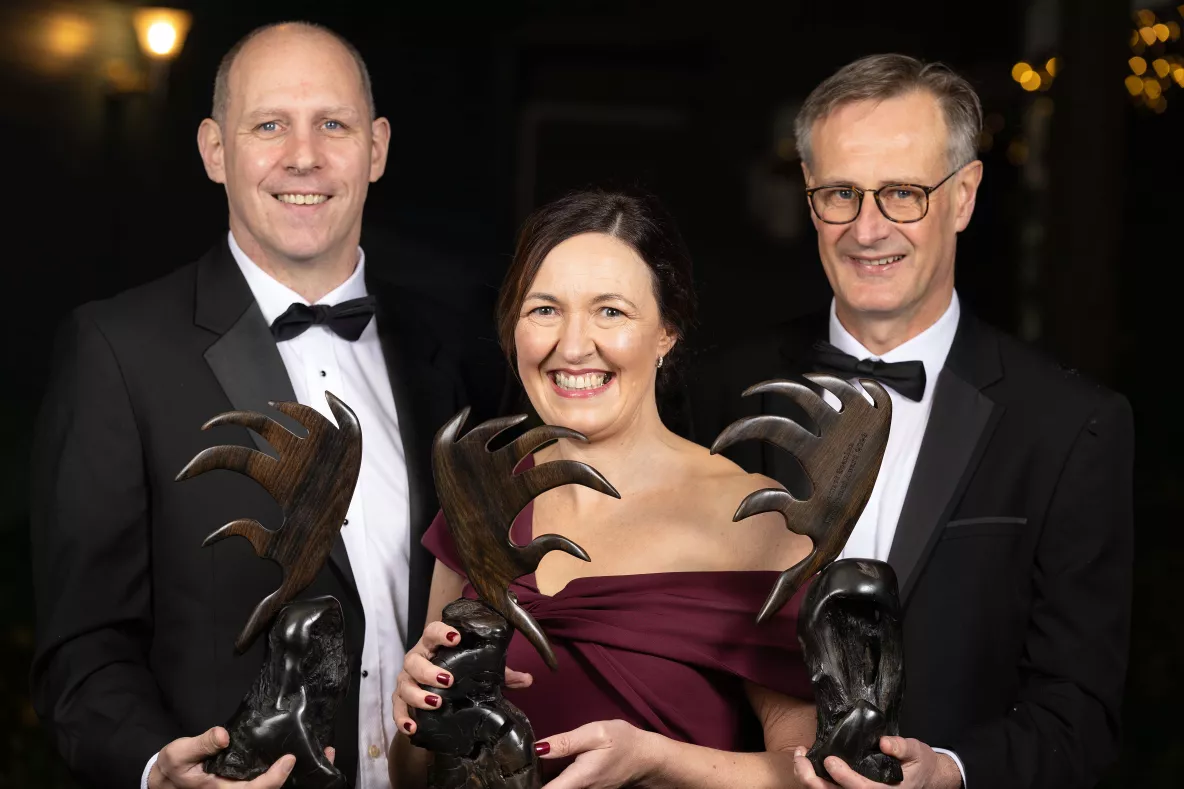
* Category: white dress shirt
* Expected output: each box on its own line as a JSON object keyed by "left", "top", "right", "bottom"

{"left": 825, "top": 290, "right": 968, "bottom": 787}
{"left": 142, "top": 232, "right": 410, "bottom": 789}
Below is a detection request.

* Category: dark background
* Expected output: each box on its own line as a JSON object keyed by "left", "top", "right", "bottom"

{"left": 1, "top": 0, "right": 1179, "bottom": 786}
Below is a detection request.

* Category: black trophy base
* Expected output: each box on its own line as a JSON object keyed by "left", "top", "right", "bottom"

{"left": 205, "top": 596, "right": 350, "bottom": 789}
{"left": 411, "top": 598, "right": 539, "bottom": 789}
{"left": 801, "top": 559, "right": 905, "bottom": 785}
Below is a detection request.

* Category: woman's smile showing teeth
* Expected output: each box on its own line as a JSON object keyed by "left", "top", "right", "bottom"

{"left": 549, "top": 369, "right": 614, "bottom": 398}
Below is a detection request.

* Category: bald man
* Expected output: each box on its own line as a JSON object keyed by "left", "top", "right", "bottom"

{"left": 31, "top": 22, "right": 504, "bottom": 789}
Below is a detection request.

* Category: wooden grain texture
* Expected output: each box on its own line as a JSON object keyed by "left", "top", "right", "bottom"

{"left": 711, "top": 374, "right": 892, "bottom": 622}
{"left": 176, "top": 392, "right": 363, "bottom": 653}
{"left": 431, "top": 408, "right": 619, "bottom": 670}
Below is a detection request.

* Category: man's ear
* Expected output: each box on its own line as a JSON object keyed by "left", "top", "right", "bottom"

{"left": 953, "top": 160, "right": 984, "bottom": 233}
{"left": 197, "top": 118, "right": 227, "bottom": 184}
{"left": 369, "top": 116, "right": 392, "bottom": 182}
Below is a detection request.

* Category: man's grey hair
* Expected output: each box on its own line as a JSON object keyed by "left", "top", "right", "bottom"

{"left": 211, "top": 21, "right": 375, "bottom": 126}
{"left": 794, "top": 54, "right": 983, "bottom": 172}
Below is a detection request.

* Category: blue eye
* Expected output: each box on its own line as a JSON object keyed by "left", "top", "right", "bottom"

{"left": 836, "top": 188, "right": 855, "bottom": 201}
{"left": 258, "top": 121, "right": 279, "bottom": 133}
{"left": 324, "top": 120, "right": 341, "bottom": 130}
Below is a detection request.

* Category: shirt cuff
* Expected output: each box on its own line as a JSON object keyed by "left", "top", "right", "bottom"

{"left": 141, "top": 751, "right": 159, "bottom": 789}
{"left": 931, "top": 748, "right": 966, "bottom": 788}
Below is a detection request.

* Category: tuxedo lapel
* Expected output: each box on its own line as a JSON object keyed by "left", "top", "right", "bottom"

{"left": 367, "top": 273, "right": 461, "bottom": 643}
{"left": 194, "top": 239, "right": 359, "bottom": 602}
{"left": 887, "top": 313, "right": 1004, "bottom": 603}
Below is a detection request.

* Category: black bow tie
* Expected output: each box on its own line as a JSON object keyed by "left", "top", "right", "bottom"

{"left": 810, "top": 340, "right": 927, "bottom": 401}
{"left": 269, "top": 296, "right": 377, "bottom": 342}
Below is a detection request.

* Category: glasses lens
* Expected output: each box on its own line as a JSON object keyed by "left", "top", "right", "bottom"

{"left": 811, "top": 187, "right": 861, "bottom": 222}
{"left": 877, "top": 185, "right": 927, "bottom": 222}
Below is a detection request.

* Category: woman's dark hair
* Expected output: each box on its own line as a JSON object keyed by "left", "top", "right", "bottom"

{"left": 496, "top": 188, "right": 698, "bottom": 391}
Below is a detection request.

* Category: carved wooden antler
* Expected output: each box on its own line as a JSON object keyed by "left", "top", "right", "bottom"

{"left": 176, "top": 392, "right": 362, "bottom": 653}
{"left": 432, "top": 408, "right": 620, "bottom": 670}
{"left": 711, "top": 375, "right": 891, "bottom": 623}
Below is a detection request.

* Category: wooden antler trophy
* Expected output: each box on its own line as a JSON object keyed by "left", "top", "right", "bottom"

{"left": 409, "top": 408, "right": 619, "bottom": 789}
{"left": 713, "top": 374, "right": 906, "bottom": 784}
{"left": 176, "top": 393, "right": 361, "bottom": 789}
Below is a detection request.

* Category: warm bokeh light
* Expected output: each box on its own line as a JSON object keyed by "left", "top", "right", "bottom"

{"left": 1140, "top": 26, "right": 1158, "bottom": 45}
{"left": 1169, "top": 21, "right": 1182, "bottom": 41}
{"left": 1020, "top": 71, "right": 1041, "bottom": 91}
{"left": 978, "top": 130, "right": 993, "bottom": 152}
{"left": 45, "top": 12, "right": 93, "bottom": 60}
{"left": 1174, "top": 67, "right": 1184, "bottom": 88}
{"left": 1011, "top": 62, "right": 1032, "bottom": 82}
{"left": 1125, "top": 74, "right": 1145, "bottom": 95}
{"left": 1130, "top": 56, "right": 1148, "bottom": 75}
{"left": 146, "top": 22, "right": 177, "bottom": 55}
{"left": 1136, "top": 9, "right": 1156, "bottom": 28}
{"left": 1130, "top": 29, "right": 1140, "bottom": 47}
{"left": 132, "top": 8, "right": 192, "bottom": 60}
{"left": 1154, "top": 58, "right": 1171, "bottom": 78}
{"left": 1154, "top": 23, "right": 1171, "bottom": 42}
{"left": 1045, "top": 57, "right": 1059, "bottom": 77}
{"left": 1144, "top": 78, "right": 1162, "bottom": 100}
{"left": 985, "top": 112, "right": 1005, "bottom": 133}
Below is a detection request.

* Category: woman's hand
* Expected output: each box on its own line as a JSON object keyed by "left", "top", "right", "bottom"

{"left": 535, "top": 720, "right": 660, "bottom": 789}
{"left": 392, "top": 620, "right": 533, "bottom": 736}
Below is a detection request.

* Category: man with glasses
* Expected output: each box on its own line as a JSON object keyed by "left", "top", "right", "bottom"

{"left": 689, "top": 54, "right": 1132, "bottom": 789}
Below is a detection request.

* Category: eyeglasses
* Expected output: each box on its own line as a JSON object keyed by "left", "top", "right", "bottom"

{"left": 804, "top": 163, "right": 970, "bottom": 224}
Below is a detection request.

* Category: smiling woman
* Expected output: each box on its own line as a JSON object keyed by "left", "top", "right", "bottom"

{"left": 391, "top": 189, "right": 826, "bottom": 789}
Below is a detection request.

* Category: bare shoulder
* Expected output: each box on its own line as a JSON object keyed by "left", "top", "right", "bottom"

{"left": 675, "top": 435, "right": 783, "bottom": 497}
{"left": 672, "top": 438, "right": 788, "bottom": 527}
{"left": 657, "top": 434, "right": 810, "bottom": 572}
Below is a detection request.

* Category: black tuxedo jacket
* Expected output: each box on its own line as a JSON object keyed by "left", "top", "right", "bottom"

{"left": 30, "top": 238, "right": 506, "bottom": 788}
{"left": 686, "top": 310, "right": 1133, "bottom": 789}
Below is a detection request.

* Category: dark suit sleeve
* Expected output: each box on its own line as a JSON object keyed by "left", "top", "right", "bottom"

{"left": 954, "top": 393, "right": 1134, "bottom": 789}
{"left": 30, "top": 309, "right": 182, "bottom": 788}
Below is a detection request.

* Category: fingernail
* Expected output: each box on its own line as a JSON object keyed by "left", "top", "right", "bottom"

{"left": 425, "top": 694, "right": 440, "bottom": 708}
{"left": 445, "top": 631, "right": 458, "bottom": 643}
{"left": 535, "top": 742, "right": 550, "bottom": 756}
{"left": 403, "top": 721, "right": 413, "bottom": 733}
{"left": 437, "top": 672, "right": 451, "bottom": 686}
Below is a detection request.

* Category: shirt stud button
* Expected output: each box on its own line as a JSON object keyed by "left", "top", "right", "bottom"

{"left": 369, "top": 745, "right": 380, "bottom": 759}
{"left": 320, "top": 370, "right": 327, "bottom": 377}
{"left": 360, "top": 669, "right": 368, "bottom": 677}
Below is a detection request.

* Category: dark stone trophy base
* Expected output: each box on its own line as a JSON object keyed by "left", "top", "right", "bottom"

{"left": 801, "top": 559, "right": 905, "bottom": 785}
{"left": 411, "top": 598, "right": 540, "bottom": 789}
{"left": 205, "top": 596, "right": 350, "bottom": 789}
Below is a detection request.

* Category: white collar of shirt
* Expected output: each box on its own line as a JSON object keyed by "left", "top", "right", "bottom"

{"left": 227, "top": 230, "right": 369, "bottom": 325}
{"left": 828, "top": 290, "right": 961, "bottom": 395}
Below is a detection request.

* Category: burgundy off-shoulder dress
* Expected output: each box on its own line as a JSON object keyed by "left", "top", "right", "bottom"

{"left": 420, "top": 458, "right": 814, "bottom": 781}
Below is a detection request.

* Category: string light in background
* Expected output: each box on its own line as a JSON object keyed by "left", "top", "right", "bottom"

{"left": 1126, "top": 7, "right": 1184, "bottom": 113}
{"left": 1012, "top": 59, "right": 1057, "bottom": 92}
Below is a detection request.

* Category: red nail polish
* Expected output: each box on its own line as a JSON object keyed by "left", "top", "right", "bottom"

{"left": 403, "top": 721, "right": 413, "bottom": 733}
{"left": 425, "top": 694, "right": 440, "bottom": 707}
{"left": 445, "top": 632, "right": 458, "bottom": 643}
{"left": 437, "top": 672, "right": 451, "bottom": 686}
{"left": 535, "top": 742, "right": 550, "bottom": 756}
